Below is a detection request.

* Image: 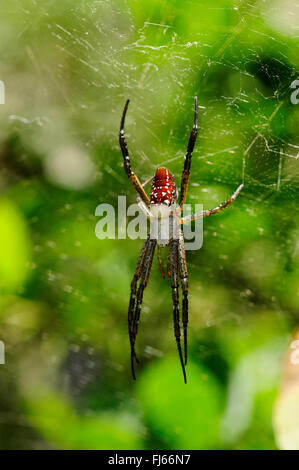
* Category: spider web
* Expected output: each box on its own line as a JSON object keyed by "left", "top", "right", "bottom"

{"left": 0, "top": 0, "right": 298, "bottom": 450}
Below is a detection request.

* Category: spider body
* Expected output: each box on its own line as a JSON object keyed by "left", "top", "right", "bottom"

{"left": 149, "top": 167, "right": 178, "bottom": 247}
{"left": 119, "top": 97, "right": 243, "bottom": 383}
{"left": 150, "top": 204, "right": 178, "bottom": 248}
{"left": 150, "top": 167, "right": 177, "bottom": 206}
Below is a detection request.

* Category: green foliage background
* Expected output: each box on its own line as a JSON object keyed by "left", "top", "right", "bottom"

{"left": 0, "top": 0, "right": 298, "bottom": 449}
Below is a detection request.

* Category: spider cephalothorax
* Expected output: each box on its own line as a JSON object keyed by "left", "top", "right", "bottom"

{"left": 119, "top": 97, "right": 243, "bottom": 383}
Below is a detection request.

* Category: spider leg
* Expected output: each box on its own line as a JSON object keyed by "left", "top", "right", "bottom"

{"left": 178, "top": 97, "right": 198, "bottom": 208}
{"left": 137, "top": 197, "right": 154, "bottom": 220}
{"left": 167, "top": 249, "right": 171, "bottom": 277}
{"left": 119, "top": 99, "right": 151, "bottom": 206}
{"left": 128, "top": 235, "right": 151, "bottom": 375}
{"left": 131, "top": 239, "right": 157, "bottom": 379}
{"left": 137, "top": 178, "right": 155, "bottom": 219}
{"left": 142, "top": 176, "right": 154, "bottom": 187}
{"left": 180, "top": 184, "right": 244, "bottom": 224}
{"left": 178, "top": 230, "right": 189, "bottom": 366}
{"left": 170, "top": 238, "right": 187, "bottom": 384}
{"left": 157, "top": 245, "right": 165, "bottom": 278}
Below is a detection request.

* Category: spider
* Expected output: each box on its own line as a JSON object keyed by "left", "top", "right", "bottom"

{"left": 119, "top": 97, "right": 243, "bottom": 383}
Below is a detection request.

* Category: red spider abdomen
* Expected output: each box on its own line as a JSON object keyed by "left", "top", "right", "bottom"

{"left": 150, "top": 167, "right": 177, "bottom": 206}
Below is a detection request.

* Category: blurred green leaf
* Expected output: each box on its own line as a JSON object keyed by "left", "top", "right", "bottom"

{"left": 26, "top": 390, "right": 142, "bottom": 450}
{"left": 137, "top": 357, "right": 224, "bottom": 449}
{"left": 0, "top": 199, "right": 31, "bottom": 294}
